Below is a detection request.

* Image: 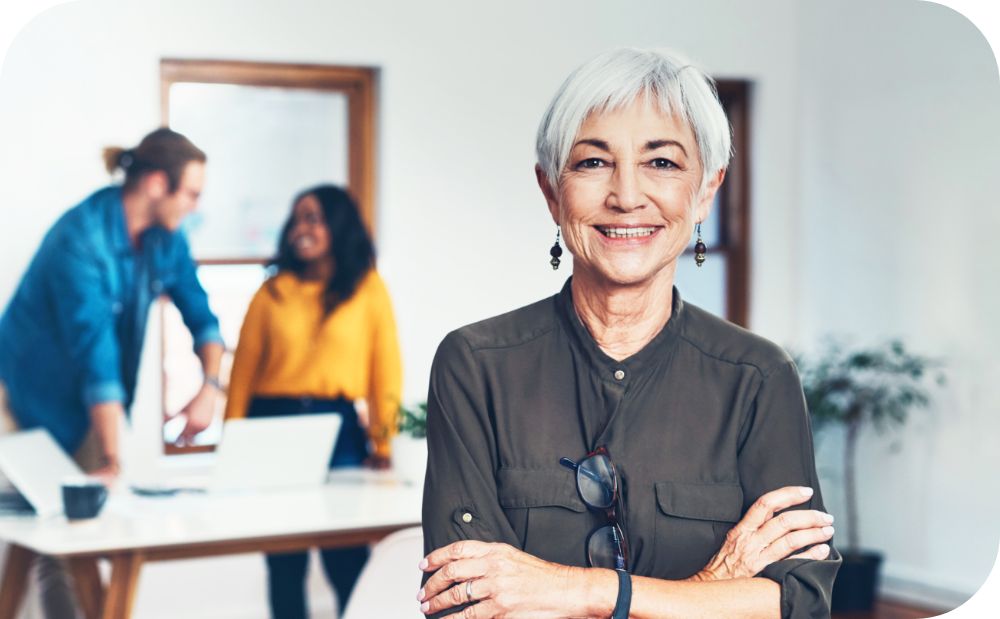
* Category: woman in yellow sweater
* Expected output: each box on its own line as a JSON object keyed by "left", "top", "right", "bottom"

{"left": 224, "top": 184, "right": 402, "bottom": 619}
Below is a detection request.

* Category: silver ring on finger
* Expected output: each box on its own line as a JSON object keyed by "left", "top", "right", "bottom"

{"left": 465, "top": 579, "right": 474, "bottom": 603}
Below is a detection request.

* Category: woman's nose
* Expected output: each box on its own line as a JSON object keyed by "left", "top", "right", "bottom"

{"left": 607, "top": 166, "right": 646, "bottom": 212}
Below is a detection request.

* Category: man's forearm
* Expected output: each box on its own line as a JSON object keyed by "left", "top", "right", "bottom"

{"left": 197, "top": 342, "right": 224, "bottom": 384}
{"left": 88, "top": 401, "right": 125, "bottom": 468}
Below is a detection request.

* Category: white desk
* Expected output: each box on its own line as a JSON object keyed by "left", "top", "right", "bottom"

{"left": 0, "top": 470, "right": 422, "bottom": 619}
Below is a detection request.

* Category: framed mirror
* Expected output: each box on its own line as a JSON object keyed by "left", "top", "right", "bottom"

{"left": 157, "top": 59, "right": 378, "bottom": 453}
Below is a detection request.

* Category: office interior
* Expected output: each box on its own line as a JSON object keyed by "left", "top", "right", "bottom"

{"left": 0, "top": 0, "right": 997, "bottom": 617}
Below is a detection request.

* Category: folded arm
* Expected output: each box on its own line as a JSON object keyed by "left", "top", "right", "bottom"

{"left": 421, "top": 336, "right": 838, "bottom": 618}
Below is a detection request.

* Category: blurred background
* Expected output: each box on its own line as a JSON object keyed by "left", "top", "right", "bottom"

{"left": 0, "top": 0, "right": 997, "bottom": 617}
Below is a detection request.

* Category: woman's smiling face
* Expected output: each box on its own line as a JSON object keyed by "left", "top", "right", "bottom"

{"left": 539, "top": 97, "right": 724, "bottom": 288}
{"left": 287, "top": 193, "right": 331, "bottom": 264}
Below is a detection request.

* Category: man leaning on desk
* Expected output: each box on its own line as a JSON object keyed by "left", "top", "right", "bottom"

{"left": 0, "top": 128, "right": 224, "bottom": 618}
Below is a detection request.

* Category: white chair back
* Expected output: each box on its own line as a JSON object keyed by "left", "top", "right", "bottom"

{"left": 342, "top": 526, "right": 426, "bottom": 619}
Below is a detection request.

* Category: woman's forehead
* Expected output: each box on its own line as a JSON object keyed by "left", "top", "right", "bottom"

{"left": 576, "top": 99, "right": 696, "bottom": 146}
{"left": 294, "top": 194, "right": 322, "bottom": 213}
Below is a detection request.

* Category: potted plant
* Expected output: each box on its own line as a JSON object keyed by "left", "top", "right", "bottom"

{"left": 796, "top": 339, "right": 943, "bottom": 612}
{"left": 393, "top": 402, "right": 428, "bottom": 484}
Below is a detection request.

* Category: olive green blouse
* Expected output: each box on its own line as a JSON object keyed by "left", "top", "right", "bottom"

{"left": 422, "top": 279, "right": 841, "bottom": 618}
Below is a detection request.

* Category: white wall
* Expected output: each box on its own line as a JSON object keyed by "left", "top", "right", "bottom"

{"left": 0, "top": 0, "right": 805, "bottom": 403}
{"left": 794, "top": 0, "right": 1000, "bottom": 608}
{"left": 0, "top": 0, "right": 996, "bottom": 614}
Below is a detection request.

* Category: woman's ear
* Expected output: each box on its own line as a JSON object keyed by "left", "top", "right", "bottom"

{"left": 535, "top": 165, "right": 561, "bottom": 225}
{"left": 694, "top": 168, "right": 726, "bottom": 223}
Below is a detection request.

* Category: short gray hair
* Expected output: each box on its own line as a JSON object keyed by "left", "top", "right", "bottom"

{"left": 536, "top": 48, "right": 732, "bottom": 190}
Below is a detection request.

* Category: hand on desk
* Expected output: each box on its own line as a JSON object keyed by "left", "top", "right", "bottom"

{"left": 364, "top": 454, "right": 392, "bottom": 470}
{"left": 87, "top": 456, "right": 121, "bottom": 487}
{"left": 174, "top": 384, "right": 219, "bottom": 445}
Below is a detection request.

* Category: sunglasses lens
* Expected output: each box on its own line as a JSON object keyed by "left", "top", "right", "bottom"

{"left": 587, "top": 524, "right": 627, "bottom": 570}
{"left": 577, "top": 454, "right": 616, "bottom": 508}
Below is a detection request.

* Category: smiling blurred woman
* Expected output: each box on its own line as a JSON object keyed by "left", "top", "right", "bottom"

{"left": 224, "top": 184, "right": 402, "bottom": 619}
{"left": 419, "top": 49, "right": 840, "bottom": 618}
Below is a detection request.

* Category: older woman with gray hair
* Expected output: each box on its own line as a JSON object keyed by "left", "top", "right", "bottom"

{"left": 418, "top": 48, "right": 840, "bottom": 618}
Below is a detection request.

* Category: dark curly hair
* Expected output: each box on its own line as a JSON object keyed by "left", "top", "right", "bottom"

{"left": 269, "top": 185, "right": 375, "bottom": 316}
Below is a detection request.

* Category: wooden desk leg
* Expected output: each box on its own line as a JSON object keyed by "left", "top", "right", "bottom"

{"left": 0, "top": 544, "right": 36, "bottom": 619}
{"left": 102, "top": 553, "right": 142, "bottom": 619}
{"left": 68, "top": 557, "right": 105, "bottom": 619}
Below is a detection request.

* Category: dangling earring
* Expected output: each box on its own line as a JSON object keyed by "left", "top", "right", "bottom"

{"left": 694, "top": 222, "right": 707, "bottom": 267}
{"left": 549, "top": 228, "right": 563, "bottom": 270}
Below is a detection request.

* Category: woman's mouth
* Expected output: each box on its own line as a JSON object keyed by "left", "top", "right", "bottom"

{"left": 594, "top": 225, "right": 661, "bottom": 239}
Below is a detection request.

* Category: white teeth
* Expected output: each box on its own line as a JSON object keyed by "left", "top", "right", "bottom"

{"left": 598, "top": 226, "right": 657, "bottom": 239}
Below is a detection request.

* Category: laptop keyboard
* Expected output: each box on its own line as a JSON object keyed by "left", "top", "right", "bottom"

{"left": 0, "top": 489, "right": 36, "bottom": 515}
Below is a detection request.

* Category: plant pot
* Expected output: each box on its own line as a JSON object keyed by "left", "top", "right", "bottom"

{"left": 392, "top": 434, "right": 428, "bottom": 484}
{"left": 831, "top": 550, "right": 884, "bottom": 612}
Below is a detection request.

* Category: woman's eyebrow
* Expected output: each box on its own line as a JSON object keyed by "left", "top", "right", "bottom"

{"left": 571, "top": 138, "right": 688, "bottom": 157}
{"left": 644, "top": 139, "right": 688, "bottom": 156}
{"left": 572, "top": 138, "right": 611, "bottom": 152}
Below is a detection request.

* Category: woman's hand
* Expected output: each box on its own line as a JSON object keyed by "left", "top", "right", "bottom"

{"left": 689, "top": 486, "right": 834, "bottom": 582}
{"left": 364, "top": 454, "right": 392, "bottom": 470}
{"left": 418, "top": 540, "right": 593, "bottom": 618}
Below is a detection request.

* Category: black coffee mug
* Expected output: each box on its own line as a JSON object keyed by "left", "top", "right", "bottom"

{"left": 61, "top": 478, "right": 108, "bottom": 520}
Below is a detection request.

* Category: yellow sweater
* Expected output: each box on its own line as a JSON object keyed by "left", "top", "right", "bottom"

{"left": 224, "top": 270, "right": 402, "bottom": 458}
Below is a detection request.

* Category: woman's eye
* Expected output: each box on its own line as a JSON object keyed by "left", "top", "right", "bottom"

{"left": 649, "top": 158, "right": 678, "bottom": 169}
{"left": 576, "top": 158, "right": 607, "bottom": 169}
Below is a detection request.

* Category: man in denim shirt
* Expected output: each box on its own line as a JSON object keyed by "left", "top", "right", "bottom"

{"left": 0, "top": 129, "right": 225, "bottom": 616}
{"left": 0, "top": 128, "right": 224, "bottom": 476}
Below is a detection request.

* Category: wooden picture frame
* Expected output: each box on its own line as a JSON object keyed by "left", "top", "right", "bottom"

{"left": 158, "top": 59, "right": 378, "bottom": 454}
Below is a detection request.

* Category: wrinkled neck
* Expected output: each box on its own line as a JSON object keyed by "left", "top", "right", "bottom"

{"left": 570, "top": 266, "right": 675, "bottom": 361}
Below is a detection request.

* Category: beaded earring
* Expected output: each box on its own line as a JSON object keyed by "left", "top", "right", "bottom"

{"left": 694, "top": 222, "right": 707, "bottom": 267}
{"left": 549, "top": 229, "right": 563, "bottom": 270}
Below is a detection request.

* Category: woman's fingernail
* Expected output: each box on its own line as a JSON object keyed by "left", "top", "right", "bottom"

{"left": 420, "top": 601, "right": 430, "bottom": 613}
{"left": 416, "top": 588, "right": 425, "bottom": 602}
{"left": 822, "top": 513, "right": 834, "bottom": 524}
{"left": 822, "top": 526, "right": 835, "bottom": 536}
{"left": 800, "top": 487, "right": 814, "bottom": 497}
{"left": 418, "top": 558, "right": 429, "bottom": 570}
{"left": 816, "top": 544, "right": 830, "bottom": 555}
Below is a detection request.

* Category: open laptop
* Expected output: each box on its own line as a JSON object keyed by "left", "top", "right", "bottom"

{"left": 137, "top": 413, "right": 343, "bottom": 494}
{"left": 0, "top": 429, "right": 85, "bottom": 517}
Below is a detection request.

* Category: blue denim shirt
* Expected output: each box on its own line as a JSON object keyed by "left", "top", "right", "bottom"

{"left": 0, "top": 186, "right": 222, "bottom": 453}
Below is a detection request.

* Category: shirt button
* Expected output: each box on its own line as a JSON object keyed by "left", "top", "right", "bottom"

{"left": 111, "top": 302, "right": 123, "bottom": 314}
{"left": 462, "top": 512, "right": 473, "bottom": 523}
{"left": 614, "top": 370, "right": 625, "bottom": 381}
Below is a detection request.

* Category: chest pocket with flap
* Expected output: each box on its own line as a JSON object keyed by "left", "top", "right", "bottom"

{"left": 497, "top": 467, "right": 590, "bottom": 566}
{"left": 653, "top": 480, "right": 744, "bottom": 579}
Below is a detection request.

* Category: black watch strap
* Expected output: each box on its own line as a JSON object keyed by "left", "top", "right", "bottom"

{"left": 612, "top": 569, "right": 632, "bottom": 619}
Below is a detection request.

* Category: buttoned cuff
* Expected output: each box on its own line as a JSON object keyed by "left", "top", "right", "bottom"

{"left": 83, "top": 381, "right": 126, "bottom": 409}
{"left": 192, "top": 325, "right": 224, "bottom": 351}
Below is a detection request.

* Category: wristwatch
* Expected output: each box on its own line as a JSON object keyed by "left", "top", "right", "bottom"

{"left": 204, "top": 375, "right": 225, "bottom": 393}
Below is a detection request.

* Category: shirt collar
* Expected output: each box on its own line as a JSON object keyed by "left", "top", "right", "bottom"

{"left": 555, "top": 276, "right": 685, "bottom": 377}
{"left": 104, "top": 185, "right": 171, "bottom": 255}
{"left": 103, "top": 185, "right": 132, "bottom": 256}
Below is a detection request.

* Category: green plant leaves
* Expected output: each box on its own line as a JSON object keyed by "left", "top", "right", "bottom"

{"left": 398, "top": 402, "right": 428, "bottom": 439}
